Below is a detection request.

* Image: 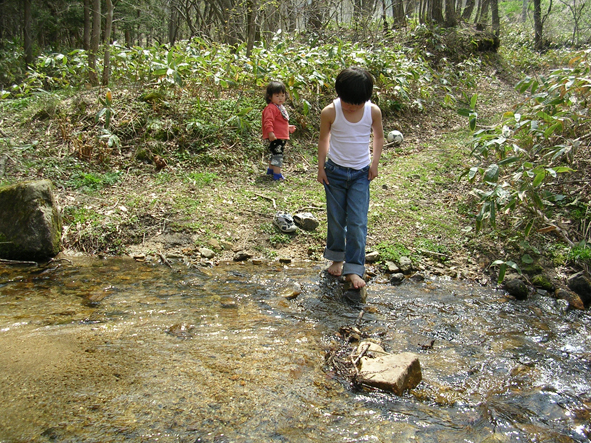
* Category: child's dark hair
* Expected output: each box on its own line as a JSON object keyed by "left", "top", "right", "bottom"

{"left": 265, "top": 81, "right": 287, "bottom": 104}
{"left": 335, "top": 67, "right": 374, "bottom": 105}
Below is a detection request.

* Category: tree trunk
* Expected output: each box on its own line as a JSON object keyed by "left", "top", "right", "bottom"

{"left": 83, "top": 0, "right": 91, "bottom": 51}
{"left": 88, "top": 0, "right": 101, "bottom": 86}
{"left": 432, "top": 0, "right": 445, "bottom": 23}
{"left": 445, "top": 0, "right": 457, "bottom": 26}
{"left": 533, "top": 0, "right": 543, "bottom": 49}
{"left": 392, "top": 0, "right": 405, "bottom": 28}
{"left": 246, "top": 0, "right": 257, "bottom": 56}
{"left": 102, "top": 0, "right": 113, "bottom": 86}
{"left": 462, "top": 0, "right": 476, "bottom": 20}
{"left": 24, "top": 0, "right": 33, "bottom": 67}
{"left": 522, "top": 0, "right": 528, "bottom": 22}
{"left": 491, "top": 0, "right": 500, "bottom": 34}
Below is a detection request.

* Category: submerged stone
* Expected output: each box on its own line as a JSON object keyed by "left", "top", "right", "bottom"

{"left": 0, "top": 180, "right": 62, "bottom": 261}
{"left": 567, "top": 271, "right": 591, "bottom": 306}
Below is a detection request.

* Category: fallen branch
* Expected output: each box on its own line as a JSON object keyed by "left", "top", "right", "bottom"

{"left": 255, "top": 193, "right": 276, "bottom": 209}
{"left": 351, "top": 342, "right": 370, "bottom": 375}
{"left": 0, "top": 258, "right": 38, "bottom": 266}
{"left": 158, "top": 252, "right": 172, "bottom": 268}
{"left": 417, "top": 248, "right": 449, "bottom": 259}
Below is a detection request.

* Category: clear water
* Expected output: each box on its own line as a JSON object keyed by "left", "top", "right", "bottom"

{"left": 0, "top": 257, "right": 589, "bottom": 442}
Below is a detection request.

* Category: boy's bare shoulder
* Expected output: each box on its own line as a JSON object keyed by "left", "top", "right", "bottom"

{"left": 321, "top": 102, "right": 336, "bottom": 119}
{"left": 370, "top": 103, "right": 382, "bottom": 118}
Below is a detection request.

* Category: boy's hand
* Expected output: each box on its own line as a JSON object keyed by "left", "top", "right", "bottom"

{"left": 268, "top": 132, "right": 276, "bottom": 141}
{"left": 289, "top": 125, "right": 296, "bottom": 134}
{"left": 368, "top": 165, "right": 379, "bottom": 181}
{"left": 317, "top": 168, "right": 329, "bottom": 185}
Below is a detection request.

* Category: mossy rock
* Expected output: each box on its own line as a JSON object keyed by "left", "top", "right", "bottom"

{"left": 531, "top": 274, "right": 554, "bottom": 291}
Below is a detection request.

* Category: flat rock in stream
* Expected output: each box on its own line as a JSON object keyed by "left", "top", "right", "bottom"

{"left": 0, "top": 180, "right": 62, "bottom": 261}
{"left": 355, "top": 341, "right": 422, "bottom": 395}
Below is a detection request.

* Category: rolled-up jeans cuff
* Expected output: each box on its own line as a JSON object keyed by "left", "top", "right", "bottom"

{"left": 343, "top": 263, "right": 365, "bottom": 279}
{"left": 324, "top": 248, "right": 345, "bottom": 262}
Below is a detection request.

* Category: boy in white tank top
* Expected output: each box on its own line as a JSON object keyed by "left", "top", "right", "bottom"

{"left": 317, "top": 67, "right": 384, "bottom": 289}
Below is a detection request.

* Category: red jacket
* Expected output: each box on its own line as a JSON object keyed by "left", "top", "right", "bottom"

{"left": 262, "top": 104, "right": 289, "bottom": 140}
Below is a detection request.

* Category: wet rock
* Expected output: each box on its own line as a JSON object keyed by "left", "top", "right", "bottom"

{"left": 0, "top": 180, "right": 62, "bottom": 261}
{"left": 503, "top": 278, "right": 528, "bottom": 300}
{"left": 398, "top": 256, "right": 413, "bottom": 274}
{"left": 279, "top": 282, "right": 302, "bottom": 300}
{"left": 567, "top": 271, "right": 591, "bottom": 305}
{"left": 279, "top": 257, "right": 292, "bottom": 264}
{"left": 365, "top": 251, "right": 380, "bottom": 263}
{"left": 198, "top": 248, "right": 215, "bottom": 259}
{"left": 355, "top": 341, "right": 422, "bottom": 395}
{"left": 342, "top": 285, "right": 367, "bottom": 305}
{"left": 532, "top": 274, "right": 554, "bottom": 292}
{"left": 555, "top": 288, "right": 586, "bottom": 310}
{"left": 390, "top": 273, "right": 405, "bottom": 285}
{"left": 233, "top": 251, "right": 252, "bottom": 261}
{"left": 166, "top": 323, "right": 194, "bottom": 338}
{"left": 410, "top": 273, "right": 425, "bottom": 282}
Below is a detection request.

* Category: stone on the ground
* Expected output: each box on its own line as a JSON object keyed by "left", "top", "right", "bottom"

{"left": 233, "top": 250, "right": 252, "bottom": 261}
{"left": 355, "top": 341, "right": 422, "bottom": 395}
{"left": 199, "top": 247, "right": 215, "bottom": 259}
{"left": 391, "top": 273, "right": 405, "bottom": 285}
{"left": 504, "top": 278, "right": 528, "bottom": 300}
{"left": 567, "top": 271, "right": 591, "bottom": 305}
{"left": 0, "top": 180, "right": 62, "bottom": 261}
{"left": 398, "top": 256, "right": 413, "bottom": 274}
{"left": 365, "top": 251, "right": 380, "bottom": 263}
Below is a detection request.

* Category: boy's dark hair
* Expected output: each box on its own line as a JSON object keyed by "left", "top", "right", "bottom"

{"left": 265, "top": 81, "right": 287, "bottom": 104}
{"left": 335, "top": 67, "right": 374, "bottom": 105}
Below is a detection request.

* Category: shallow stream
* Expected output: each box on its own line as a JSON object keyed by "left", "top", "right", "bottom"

{"left": 0, "top": 257, "right": 590, "bottom": 442}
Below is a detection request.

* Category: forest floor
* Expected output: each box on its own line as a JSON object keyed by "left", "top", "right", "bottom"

{"left": 0, "top": 64, "right": 580, "bottom": 292}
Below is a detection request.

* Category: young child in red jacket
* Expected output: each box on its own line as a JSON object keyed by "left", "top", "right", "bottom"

{"left": 262, "top": 81, "right": 296, "bottom": 181}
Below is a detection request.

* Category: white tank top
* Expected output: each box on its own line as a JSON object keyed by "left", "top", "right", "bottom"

{"left": 328, "top": 98, "right": 372, "bottom": 169}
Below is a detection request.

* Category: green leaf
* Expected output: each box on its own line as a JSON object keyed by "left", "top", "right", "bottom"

{"left": 522, "top": 254, "right": 534, "bottom": 264}
{"left": 483, "top": 164, "right": 499, "bottom": 183}
{"left": 470, "top": 93, "right": 478, "bottom": 109}
{"left": 532, "top": 169, "right": 546, "bottom": 187}
{"left": 524, "top": 219, "right": 534, "bottom": 237}
{"left": 469, "top": 116, "right": 477, "bottom": 131}
{"left": 457, "top": 108, "right": 472, "bottom": 117}
{"left": 497, "top": 263, "right": 507, "bottom": 284}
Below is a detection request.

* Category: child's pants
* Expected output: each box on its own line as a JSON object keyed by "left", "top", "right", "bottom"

{"left": 323, "top": 158, "right": 370, "bottom": 278}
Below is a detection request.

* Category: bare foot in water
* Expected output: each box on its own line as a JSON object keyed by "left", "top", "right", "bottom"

{"left": 345, "top": 273, "right": 366, "bottom": 289}
{"left": 327, "top": 261, "right": 343, "bottom": 276}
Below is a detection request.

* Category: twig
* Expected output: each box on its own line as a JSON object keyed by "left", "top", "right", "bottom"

{"left": 255, "top": 193, "right": 276, "bottom": 209}
{"left": 351, "top": 342, "right": 371, "bottom": 374}
{"left": 533, "top": 208, "right": 574, "bottom": 247}
{"left": 295, "top": 205, "right": 324, "bottom": 213}
{"left": 355, "top": 309, "right": 365, "bottom": 327}
{"left": 417, "top": 248, "right": 449, "bottom": 259}
{"left": 158, "top": 252, "right": 172, "bottom": 268}
{"left": 0, "top": 258, "right": 38, "bottom": 266}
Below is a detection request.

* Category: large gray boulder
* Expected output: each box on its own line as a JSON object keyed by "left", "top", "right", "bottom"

{"left": 0, "top": 180, "right": 62, "bottom": 261}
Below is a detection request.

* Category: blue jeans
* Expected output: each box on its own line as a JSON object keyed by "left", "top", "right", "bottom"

{"left": 323, "top": 158, "right": 370, "bottom": 278}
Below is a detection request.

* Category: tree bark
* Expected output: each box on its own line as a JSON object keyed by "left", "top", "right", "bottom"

{"left": 533, "top": 0, "right": 543, "bottom": 49}
{"left": 102, "top": 0, "right": 113, "bottom": 86}
{"left": 491, "top": 0, "right": 500, "bottom": 34}
{"left": 24, "top": 0, "right": 33, "bottom": 67}
{"left": 83, "top": 0, "right": 91, "bottom": 51}
{"left": 89, "top": 0, "right": 101, "bottom": 86}
{"left": 246, "top": 0, "right": 257, "bottom": 56}
{"left": 462, "top": 0, "right": 476, "bottom": 20}
{"left": 445, "top": 0, "right": 457, "bottom": 26}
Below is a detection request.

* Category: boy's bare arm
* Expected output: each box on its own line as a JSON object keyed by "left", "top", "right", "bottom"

{"left": 317, "top": 105, "right": 334, "bottom": 185}
{"left": 369, "top": 104, "right": 384, "bottom": 181}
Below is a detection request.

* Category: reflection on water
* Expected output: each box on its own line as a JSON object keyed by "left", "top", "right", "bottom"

{"left": 0, "top": 257, "right": 589, "bottom": 442}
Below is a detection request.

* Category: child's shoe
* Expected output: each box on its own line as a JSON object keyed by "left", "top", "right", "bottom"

{"left": 293, "top": 212, "right": 319, "bottom": 231}
{"left": 273, "top": 173, "right": 286, "bottom": 181}
{"left": 267, "top": 168, "right": 274, "bottom": 175}
{"left": 273, "top": 212, "right": 297, "bottom": 233}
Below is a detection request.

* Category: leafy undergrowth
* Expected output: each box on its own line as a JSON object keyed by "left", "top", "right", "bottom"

{"left": 1, "top": 36, "right": 590, "bottom": 286}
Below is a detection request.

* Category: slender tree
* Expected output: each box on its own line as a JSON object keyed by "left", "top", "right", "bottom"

{"left": 533, "top": 0, "right": 543, "bottom": 49}
{"left": 88, "top": 0, "right": 100, "bottom": 86}
{"left": 102, "top": 0, "right": 114, "bottom": 86}
{"left": 24, "top": 0, "right": 33, "bottom": 66}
